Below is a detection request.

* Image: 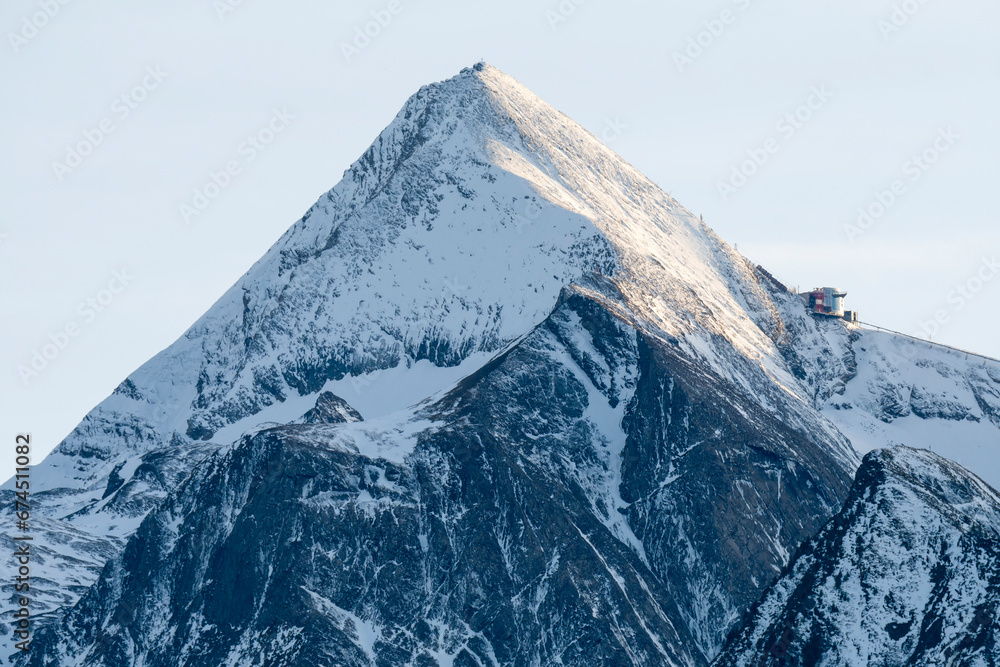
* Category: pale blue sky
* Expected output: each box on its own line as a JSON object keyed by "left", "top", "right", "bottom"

{"left": 3, "top": 0, "right": 998, "bottom": 474}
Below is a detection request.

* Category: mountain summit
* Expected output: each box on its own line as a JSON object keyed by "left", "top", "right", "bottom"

{"left": 46, "top": 62, "right": 811, "bottom": 464}
{"left": 6, "top": 64, "right": 999, "bottom": 666}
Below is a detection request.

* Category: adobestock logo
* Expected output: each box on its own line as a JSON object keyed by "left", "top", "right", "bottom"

{"left": 716, "top": 85, "right": 832, "bottom": 202}
{"left": 600, "top": 117, "right": 628, "bottom": 144}
{"left": 17, "top": 270, "right": 135, "bottom": 385}
{"left": 214, "top": 0, "right": 249, "bottom": 20}
{"left": 544, "top": 0, "right": 589, "bottom": 32}
{"left": 51, "top": 66, "right": 169, "bottom": 182}
{"left": 350, "top": 367, "right": 386, "bottom": 396}
{"left": 7, "top": 0, "right": 73, "bottom": 53}
{"left": 843, "top": 127, "right": 958, "bottom": 243}
{"left": 179, "top": 108, "right": 295, "bottom": 224}
{"left": 878, "top": 0, "right": 932, "bottom": 41}
{"left": 340, "top": 1, "right": 405, "bottom": 63}
{"left": 514, "top": 199, "right": 543, "bottom": 235}
{"left": 918, "top": 255, "right": 999, "bottom": 341}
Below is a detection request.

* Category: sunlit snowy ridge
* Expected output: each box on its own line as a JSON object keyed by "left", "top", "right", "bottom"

{"left": 4, "top": 63, "right": 999, "bottom": 666}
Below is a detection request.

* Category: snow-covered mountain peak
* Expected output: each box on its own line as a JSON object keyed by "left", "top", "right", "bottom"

{"left": 42, "top": 63, "right": 790, "bottom": 481}
{"left": 17, "top": 64, "right": 1000, "bottom": 666}
{"left": 5, "top": 68, "right": 869, "bottom": 663}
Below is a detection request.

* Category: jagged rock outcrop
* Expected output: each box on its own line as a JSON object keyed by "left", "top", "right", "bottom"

{"left": 22, "top": 290, "right": 856, "bottom": 666}
{"left": 715, "top": 447, "right": 1000, "bottom": 666}
{"left": 6, "top": 62, "right": 999, "bottom": 666}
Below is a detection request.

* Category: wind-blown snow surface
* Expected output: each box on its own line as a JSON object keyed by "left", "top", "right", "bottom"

{"left": 826, "top": 333, "right": 1000, "bottom": 484}
{"left": 767, "top": 284, "right": 1000, "bottom": 488}
{"left": 20, "top": 290, "right": 854, "bottom": 666}
{"left": 715, "top": 447, "right": 1000, "bottom": 666}
{"left": 34, "top": 61, "right": 801, "bottom": 481}
{"left": 3, "top": 62, "right": 855, "bottom": 655}
{"left": 3, "top": 63, "right": 997, "bottom": 665}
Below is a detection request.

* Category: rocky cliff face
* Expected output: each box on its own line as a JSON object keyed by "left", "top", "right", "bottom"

{"left": 715, "top": 447, "right": 1000, "bottom": 666}
{"left": 5, "top": 62, "right": 832, "bottom": 653}
{"left": 21, "top": 290, "right": 856, "bottom": 666}
{"left": 5, "top": 63, "right": 999, "bottom": 666}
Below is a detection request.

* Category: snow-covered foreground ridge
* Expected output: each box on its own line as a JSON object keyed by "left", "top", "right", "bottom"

{"left": 770, "top": 285, "right": 1000, "bottom": 489}
{"left": 3, "top": 62, "right": 999, "bottom": 665}
{"left": 715, "top": 446, "right": 1000, "bottom": 666}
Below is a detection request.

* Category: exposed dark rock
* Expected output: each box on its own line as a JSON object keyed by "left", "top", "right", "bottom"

{"left": 715, "top": 447, "right": 1000, "bottom": 666}
{"left": 297, "top": 392, "right": 364, "bottom": 425}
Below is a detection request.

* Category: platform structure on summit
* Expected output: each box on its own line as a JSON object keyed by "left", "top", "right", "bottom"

{"left": 800, "top": 287, "right": 858, "bottom": 323}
